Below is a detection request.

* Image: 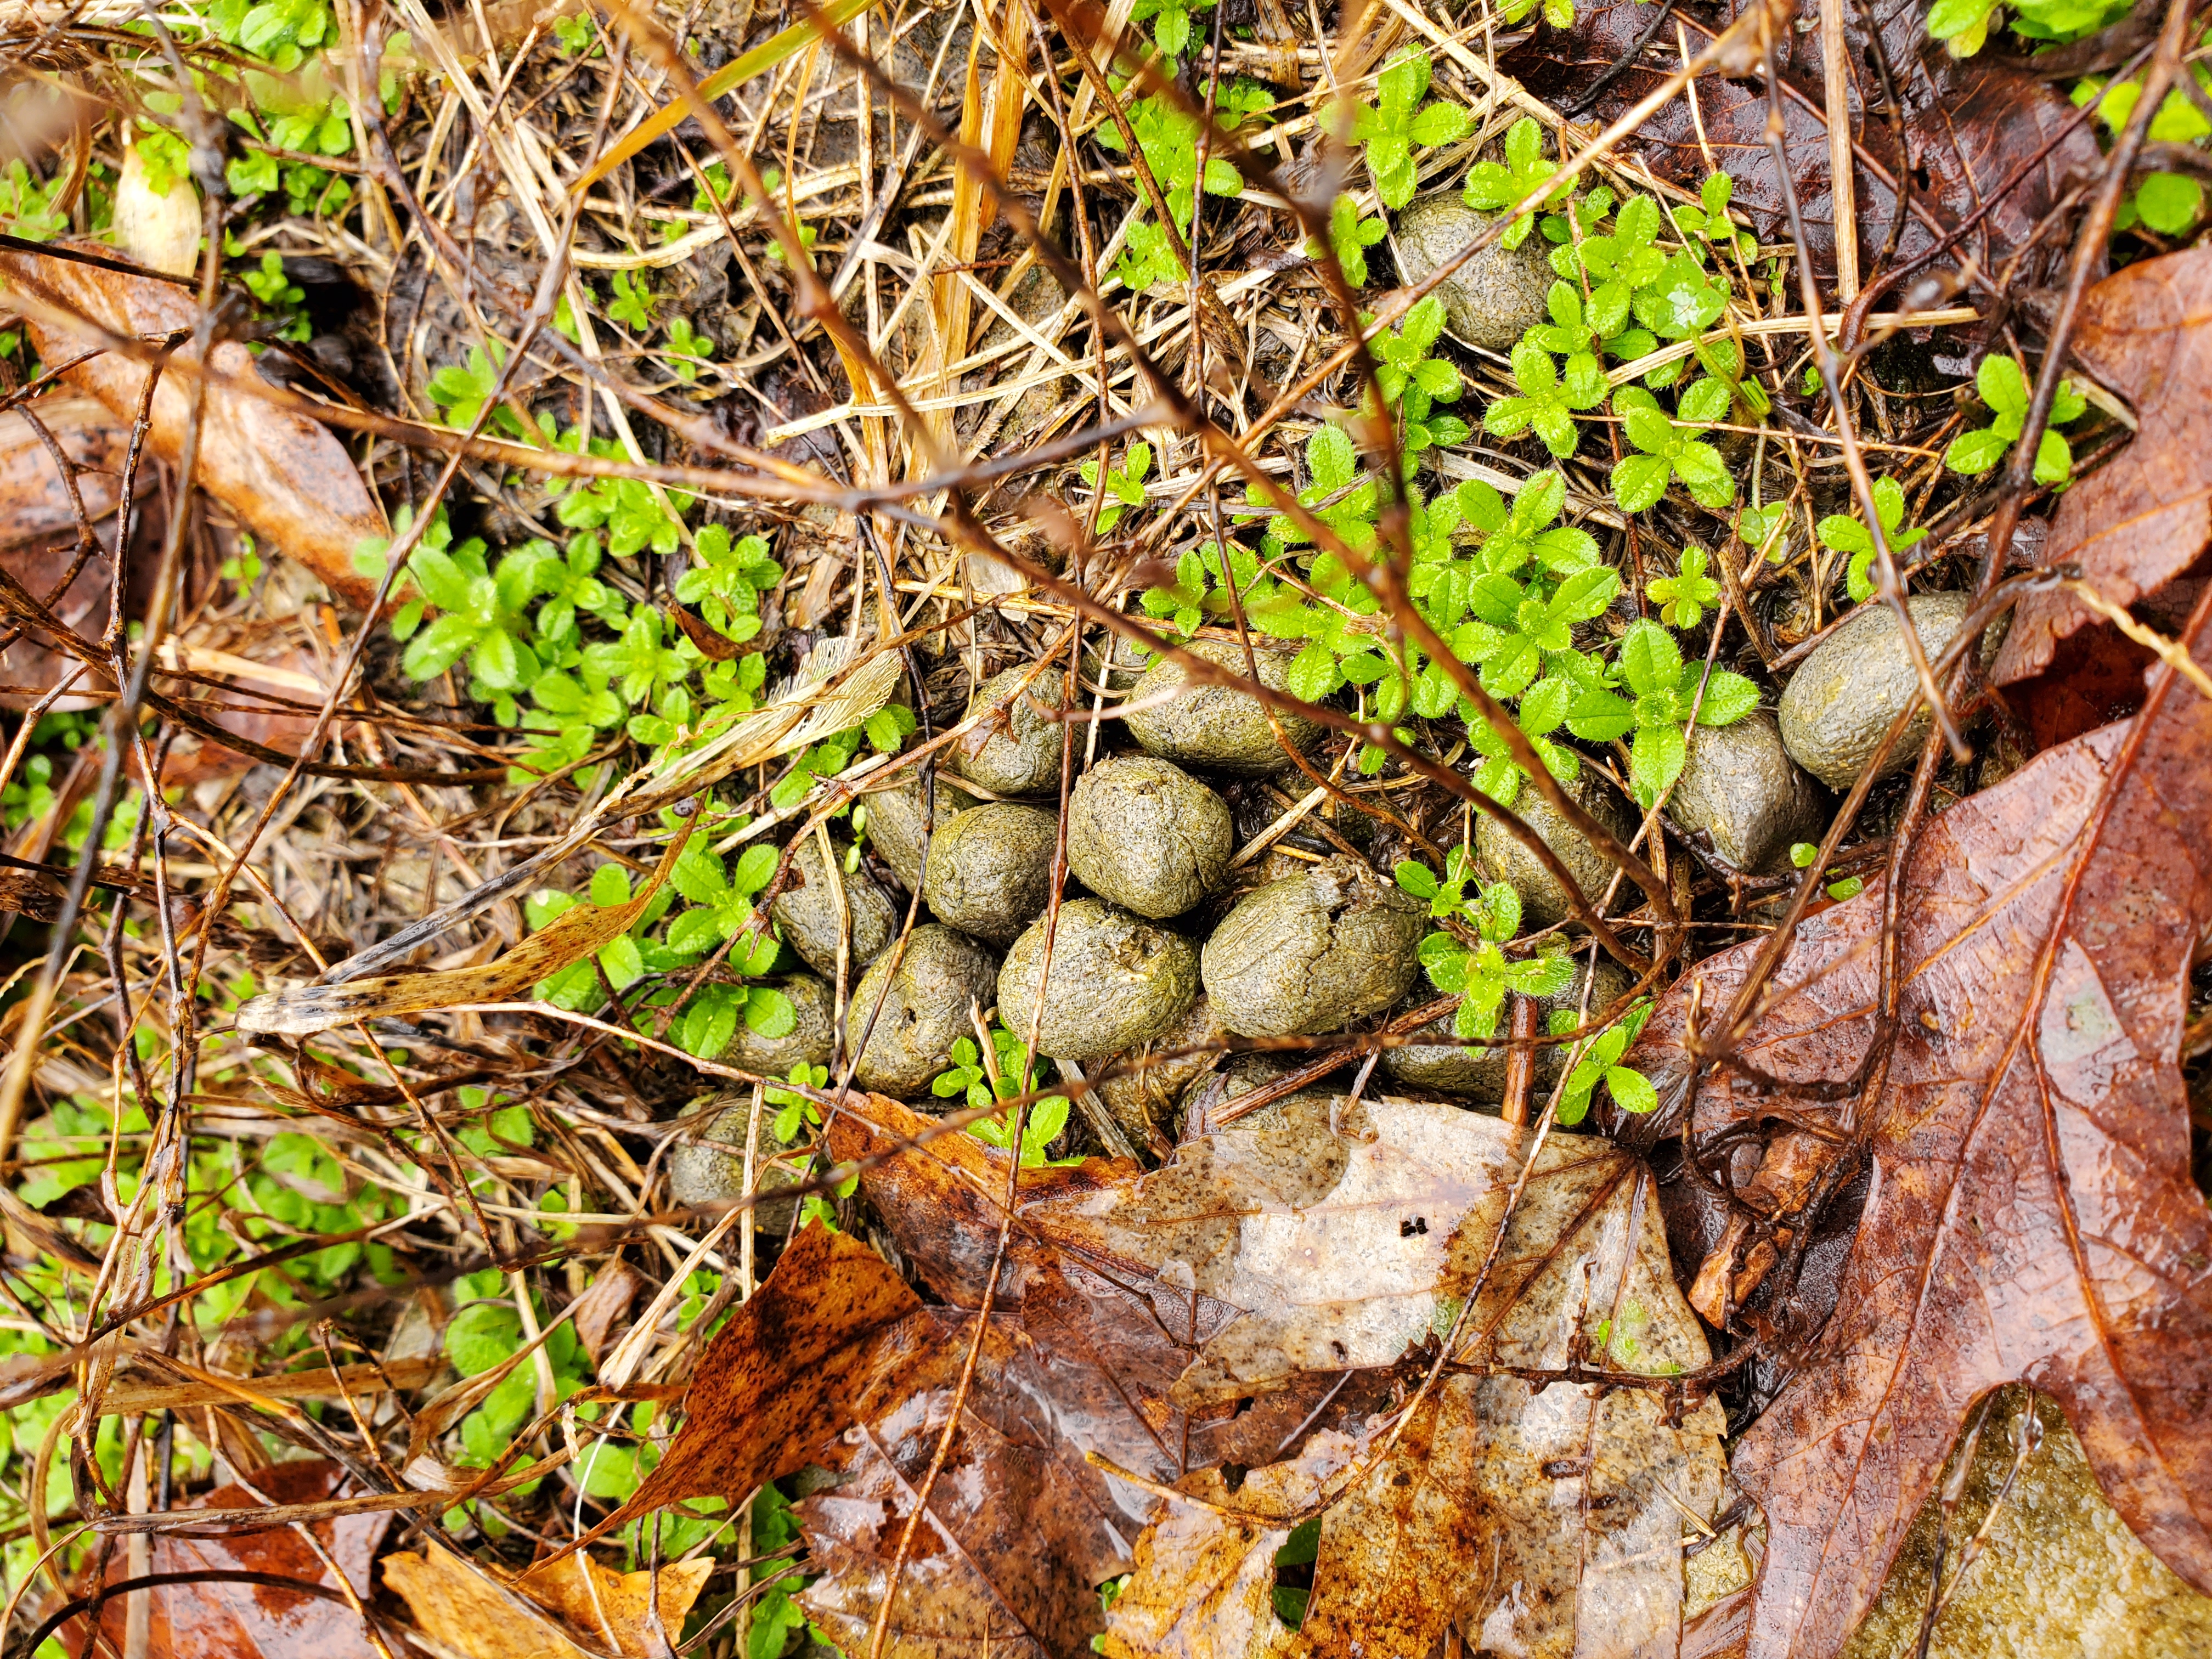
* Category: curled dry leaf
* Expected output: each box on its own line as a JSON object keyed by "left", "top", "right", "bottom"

{"left": 1630, "top": 595, "right": 2212, "bottom": 1658}
{"left": 382, "top": 1542, "right": 713, "bottom": 1659}
{"left": 0, "top": 242, "right": 385, "bottom": 607}
{"left": 234, "top": 812, "right": 697, "bottom": 1037}
{"left": 71, "top": 1459, "right": 390, "bottom": 1659}
{"left": 1994, "top": 244, "right": 2212, "bottom": 686}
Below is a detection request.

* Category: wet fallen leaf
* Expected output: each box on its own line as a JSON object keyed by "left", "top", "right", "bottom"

{"left": 1514, "top": 0, "right": 2098, "bottom": 285}
{"left": 1994, "top": 244, "right": 2212, "bottom": 686}
{"left": 794, "top": 1308, "right": 1143, "bottom": 1659}
{"left": 610, "top": 1220, "right": 923, "bottom": 1521}
{"left": 1085, "top": 1107, "right": 1725, "bottom": 1659}
{"left": 382, "top": 1542, "right": 713, "bottom": 1659}
{"left": 72, "top": 1459, "right": 390, "bottom": 1659}
{"left": 233, "top": 810, "right": 698, "bottom": 1037}
{"left": 1630, "top": 599, "right": 2212, "bottom": 1657}
{"left": 0, "top": 242, "right": 386, "bottom": 607}
{"left": 0, "top": 393, "right": 150, "bottom": 711}
{"left": 1097, "top": 1436, "right": 1351, "bottom": 1659}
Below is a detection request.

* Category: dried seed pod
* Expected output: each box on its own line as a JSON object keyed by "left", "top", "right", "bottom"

{"left": 1066, "top": 755, "right": 1233, "bottom": 919}
{"left": 996, "top": 898, "right": 1200, "bottom": 1061}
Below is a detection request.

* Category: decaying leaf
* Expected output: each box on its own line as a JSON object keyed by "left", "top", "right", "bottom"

{"left": 827, "top": 1088, "right": 1726, "bottom": 1658}
{"left": 0, "top": 393, "right": 150, "bottom": 711}
{"left": 382, "top": 1542, "right": 713, "bottom": 1659}
{"left": 610, "top": 1220, "right": 923, "bottom": 1520}
{"left": 1632, "top": 600, "right": 2212, "bottom": 1658}
{"left": 796, "top": 1309, "right": 1143, "bottom": 1659}
{"left": 1515, "top": 0, "right": 2099, "bottom": 285}
{"left": 73, "top": 1459, "right": 390, "bottom": 1659}
{"left": 1081, "top": 1104, "right": 1725, "bottom": 1659}
{"left": 0, "top": 242, "right": 386, "bottom": 607}
{"left": 1994, "top": 245, "right": 2212, "bottom": 685}
{"left": 234, "top": 811, "right": 698, "bottom": 1037}
{"left": 1098, "top": 1436, "right": 1351, "bottom": 1659}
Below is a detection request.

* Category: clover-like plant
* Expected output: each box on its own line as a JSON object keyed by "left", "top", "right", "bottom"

{"left": 1565, "top": 619, "right": 1759, "bottom": 807}
{"left": 1555, "top": 999, "right": 1657, "bottom": 1124}
{"left": 1943, "top": 352, "right": 2086, "bottom": 488}
{"left": 1486, "top": 340, "right": 1605, "bottom": 459}
{"left": 1079, "top": 442, "right": 1154, "bottom": 534}
{"left": 1611, "top": 382, "right": 1735, "bottom": 512}
{"left": 1816, "top": 475, "right": 1928, "bottom": 603}
{"left": 1327, "top": 47, "right": 1472, "bottom": 210}
{"left": 1463, "top": 116, "right": 1568, "bottom": 247}
{"left": 1647, "top": 546, "right": 1722, "bottom": 629}
{"left": 673, "top": 524, "right": 782, "bottom": 642}
{"left": 1407, "top": 875, "right": 1576, "bottom": 1040}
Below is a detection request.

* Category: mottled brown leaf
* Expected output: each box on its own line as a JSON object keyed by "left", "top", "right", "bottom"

{"left": 75, "top": 1459, "right": 389, "bottom": 1659}
{"left": 0, "top": 393, "right": 150, "bottom": 711}
{"left": 1994, "top": 245, "right": 2212, "bottom": 685}
{"left": 1099, "top": 1436, "right": 1352, "bottom": 1659}
{"left": 0, "top": 244, "right": 385, "bottom": 607}
{"left": 1097, "top": 1113, "right": 1724, "bottom": 1659}
{"left": 796, "top": 1310, "right": 1141, "bottom": 1659}
{"left": 610, "top": 1220, "right": 921, "bottom": 1521}
{"left": 382, "top": 1542, "right": 712, "bottom": 1658}
{"left": 1630, "top": 597, "right": 2212, "bottom": 1658}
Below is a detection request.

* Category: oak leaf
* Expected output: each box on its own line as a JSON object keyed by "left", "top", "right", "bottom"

{"left": 1630, "top": 596, "right": 2212, "bottom": 1658}
{"left": 1994, "top": 244, "right": 2212, "bottom": 685}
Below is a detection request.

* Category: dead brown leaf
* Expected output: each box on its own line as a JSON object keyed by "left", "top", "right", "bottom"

{"left": 795, "top": 1309, "right": 1143, "bottom": 1659}
{"left": 382, "top": 1542, "right": 712, "bottom": 1659}
{"left": 0, "top": 243, "right": 386, "bottom": 607}
{"left": 0, "top": 392, "right": 153, "bottom": 710}
{"left": 72, "top": 1459, "right": 390, "bottom": 1659}
{"left": 1091, "top": 1106, "right": 1725, "bottom": 1659}
{"left": 1630, "top": 597, "right": 2212, "bottom": 1657}
{"left": 610, "top": 1220, "right": 923, "bottom": 1521}
{"left": 1994, "top": 244, "right": 2212, "bottom": 685}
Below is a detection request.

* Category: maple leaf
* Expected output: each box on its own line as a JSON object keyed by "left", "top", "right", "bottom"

{"left": 1994, "top": 244, "right": 2212, "bottom": 686}
{"left": 1630, "top": 592, "right": 2212, "bottom": 1658}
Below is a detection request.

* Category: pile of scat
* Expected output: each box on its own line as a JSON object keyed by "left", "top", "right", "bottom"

{"left": 671, "top": 595, "right": 1976, "bottom": 1210}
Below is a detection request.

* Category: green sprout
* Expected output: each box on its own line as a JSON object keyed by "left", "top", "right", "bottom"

{"left": 1942, "top": 353, "right": 2086, "bottom": 489}
{"left": 1816, "top": 476, "right": 1928, "bottom": 603}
